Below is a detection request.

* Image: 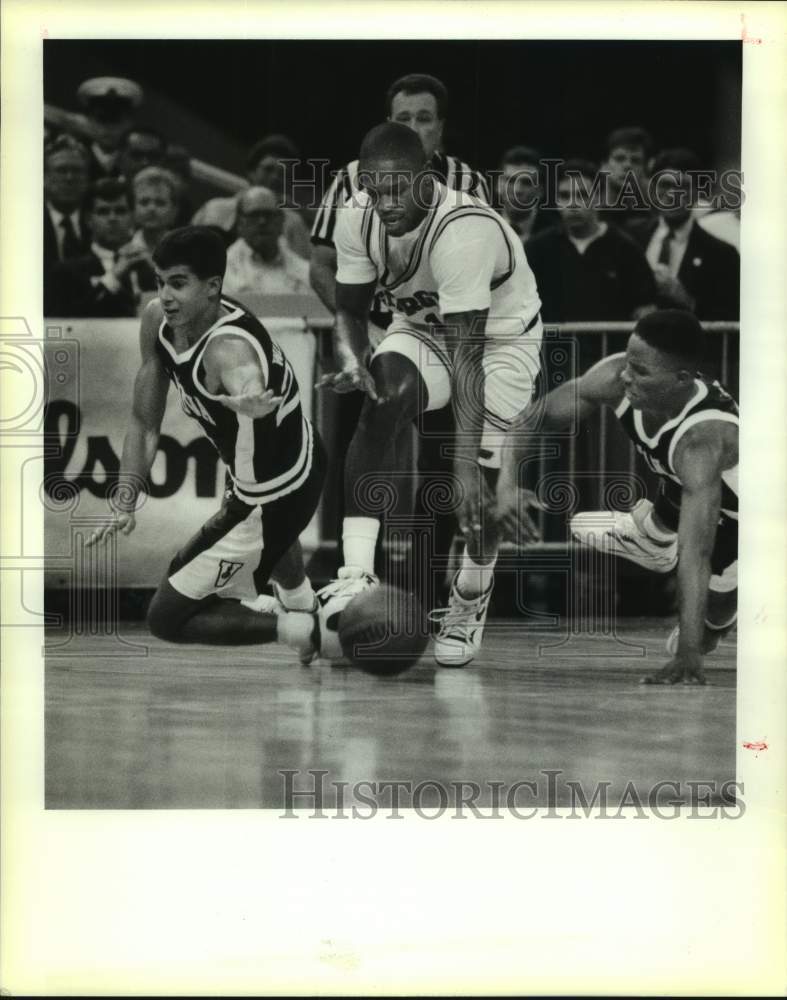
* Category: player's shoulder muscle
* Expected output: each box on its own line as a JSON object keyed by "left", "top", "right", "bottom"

{"left": 139, "top": 298, "right": 165, "bottom": 360}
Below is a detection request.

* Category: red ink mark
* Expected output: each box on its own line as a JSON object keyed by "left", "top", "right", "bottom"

{"left": 740, "top": 14, "right": 762, "bottom": 45}
{"left": 742, "top": 741, "right": 768, "bottom": 751}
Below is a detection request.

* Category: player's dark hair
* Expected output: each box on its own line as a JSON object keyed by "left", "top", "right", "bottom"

{"left": 152, "top": 225, "right": 227, "bottom": 279}
{"left": 634, "top": 309, "right": 706, "bottom": 369}
{"left": 359, "top": 122, "right": 428, "bottom": 170}
{"left": 86, "top": 177, "right": 131, "bottom": 212}
{"left": 246, "top": 134, "right": 300, "bottom": 171}
{"left": 605, "top": 126, "right": 653, "bottom": 157}
{"left": 651, "top": 147, "right": 701, "bottom": 174}
{"left": 385, "top": 73, "right": 449, "bottom": 119}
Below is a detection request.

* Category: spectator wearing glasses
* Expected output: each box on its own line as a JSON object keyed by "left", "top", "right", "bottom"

{"left": 192, "top": 134, "right": 311, "bottom": 259}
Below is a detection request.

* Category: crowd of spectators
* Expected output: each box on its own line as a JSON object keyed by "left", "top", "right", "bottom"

{"left": 44, "top": 74, "right": 741, "bottom": 325}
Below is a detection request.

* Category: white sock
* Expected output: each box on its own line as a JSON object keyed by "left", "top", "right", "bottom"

{"left": 342, "top": 516, "right": 380, "bottom": 574}
{"left": 456, "top": 551, "right": 496, "bottom": 599}
{"left": 275, "top": 577, "right": 316, "bottom": 611}
{"left": 642, "top": 509, "right": 677, "bottom": 543}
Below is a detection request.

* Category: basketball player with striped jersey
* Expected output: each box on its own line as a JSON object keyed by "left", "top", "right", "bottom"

{"left": 497, "top": 310, "right": 738, "bottom": 684}
{"left": 88, "top": 226, "right": 325, "bottom": 658}
{"left": 318, "top": 122, "right": 543, "bottom": 667}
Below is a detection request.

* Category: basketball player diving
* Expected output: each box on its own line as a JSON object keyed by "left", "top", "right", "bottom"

{"left": 87, "top": 226, "right": 327, "bottom": 660}
{"left": 496, "top": 309, "right": 739, "bottom": 684}
{"left": 318, "top": 121, "right": 544, "bottom": 666}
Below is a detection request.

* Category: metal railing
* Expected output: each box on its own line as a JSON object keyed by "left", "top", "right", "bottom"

{"left": 304, "top": 318, "right": 739, "bottom": 548}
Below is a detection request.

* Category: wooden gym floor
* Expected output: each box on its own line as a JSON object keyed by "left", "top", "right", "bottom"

{"left": 45, "top": 618, "right": 736, "bottom": 811}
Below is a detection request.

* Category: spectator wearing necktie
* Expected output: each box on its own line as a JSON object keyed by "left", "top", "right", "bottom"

{"left": 626, "top": 148, "right": 740, "bottom": 320}
{"left": 46, "top": 178, "right": 140, "bottom": 318}
{"left": 44, "top": 135, "right": 92, "bottom": 290}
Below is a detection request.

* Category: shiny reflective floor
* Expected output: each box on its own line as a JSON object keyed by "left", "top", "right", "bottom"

{"left": 45, "top": 619, "right": 736, "bottom": 810}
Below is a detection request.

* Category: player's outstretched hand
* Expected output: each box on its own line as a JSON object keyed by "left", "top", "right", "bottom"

{"left": 85, "top": 511, "right": 137, "bottom": 547}
{"left": 641, "top": 651, "right": 707, "bottom": 686}
{"left": 220, "top": 388, "right": 283, "bottom": 418}
{"left": 316, "top": 364, "right": 378, "bottom": 401}
{"left": 494, "top": 478, "right": 543, "bottom": 544}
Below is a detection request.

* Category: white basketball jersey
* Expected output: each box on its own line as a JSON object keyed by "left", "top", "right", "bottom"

{"left": 334, "top": 182, "right": 542, "bottom": 341}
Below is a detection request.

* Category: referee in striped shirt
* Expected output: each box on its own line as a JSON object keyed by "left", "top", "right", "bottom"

{"left": 310, "top": 73, "right": 489, "bottom": 606}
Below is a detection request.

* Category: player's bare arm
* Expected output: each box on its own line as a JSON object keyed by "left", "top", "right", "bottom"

{"left": 442, "top": 308, "right": 492, "bottom": 537}
{"left": 87, "top": 299, "right": 170, "bottom": 546}
{"left": 644, "top": 421, "right": 737, "bottom": 685}
{"left": 317, "top": 279, "right": 378, "bottom": 399}
{"left": 203, "top": 334, "right": 283, "bottom": 418}
{"left": 309, "top": 244, "right": 338, "bottom": 313}
{"left": 495, "top": 354, "right": 626, "bottom": 541}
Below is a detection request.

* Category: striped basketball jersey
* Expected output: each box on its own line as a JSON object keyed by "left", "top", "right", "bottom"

{"left": 311, "top": 151, "right": 490, "bottom": 248}
{"left": 154, "top": 295, "right": 314, "bottom": 506}
{"left": 334, "top": 181, "right": 542, "bottom": 340}
{"left": 614, "top": 374, "right": 739, "bottom": 518}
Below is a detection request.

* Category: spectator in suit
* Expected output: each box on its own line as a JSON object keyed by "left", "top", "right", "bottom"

{"left": 76, "top": 77, "right": 144, "bottom": 180}
{"left": 598, "top": 125, "right": 653, "bottom": 226}
{"left": 626, "top": 148, "right": 740, "bottom": 320}
{"left": 44, "top": 134, "right": 92, "bottom": 289}
{"left": 525, "top": 159, "right": 657, "bottom": 366}
{"left": 496, "top": 145, "right": 552, "bottom": 246}
{"left": 122, "top": 166, "right": 182, "bottom": 294}
{"left": 192, "top": 134, "right": 311, "bottom": 259}
{"left": 46, "top": 178, "right": 139, "bottom": 317}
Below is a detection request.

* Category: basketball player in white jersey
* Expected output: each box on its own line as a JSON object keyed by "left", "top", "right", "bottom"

{"left": 310, "top": 72, "right": 489, "bottom": 312}
{"left": 318, "top": 122, "right": 543, "bottom": 666}
{"left": 497, "top": 309, "right": 738, "bottom": 684}
{"left": 310, "top": 74, "right": 491, "bottom": 610}
{"left": 87, "top": 226, "right": 325, "bottom": 659}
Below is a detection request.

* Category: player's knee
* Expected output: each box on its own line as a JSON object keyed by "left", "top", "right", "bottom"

{"left": 361, "top": 386, "right": 418, "bottom": 435}
{"left": 146, "top": 592, "right": 182, "bottom": 642}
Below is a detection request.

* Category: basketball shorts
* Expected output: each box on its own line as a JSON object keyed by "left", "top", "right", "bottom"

{"left": 654, "top": 481, "right": 738, "bottom": 593}
{"left": 166, "top": 432, "right": 326, "bottom": 602}
{"left": 371, "top": 313, "right": 543, "bottom": 468}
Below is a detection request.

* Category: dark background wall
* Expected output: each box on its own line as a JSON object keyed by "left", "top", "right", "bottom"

{"left": 44, "top": 39, "right": 741, "bottom": 182}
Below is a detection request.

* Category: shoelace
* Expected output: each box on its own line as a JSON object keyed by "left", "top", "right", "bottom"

{"left": 428, "top": 603, "right": 481, "bottom": 630}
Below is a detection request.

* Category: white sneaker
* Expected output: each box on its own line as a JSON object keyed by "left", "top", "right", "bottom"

{"left": 570, "top": 499, "right": 678, "bottom": 573}
{"left": 317, "top": 565, "right": 380, "bottom": 603}
{"left": 313, "top": 566, "right": 380, "bottom": 662}
{"left": 243, "top": 589, "right": 320, "bottom": 665}
{"left": 429, "top": 574, "right": 493, "bottom": 667}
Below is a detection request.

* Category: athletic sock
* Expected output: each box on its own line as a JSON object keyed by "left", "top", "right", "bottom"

{"left": 276, "top": 577, "right": 316, "bottom": 611}
{"left": 456, "top": 551, "right": 496, "bottom": 600}
{"left": 342, "top": 516, "right": 380, "bottom": 574}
